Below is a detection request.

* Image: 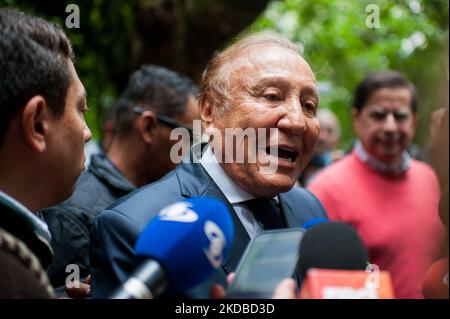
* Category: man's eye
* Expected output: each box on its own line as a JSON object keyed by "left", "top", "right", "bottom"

{"left": 264, "top": 93, "right": 280, "bottom": 101}
{"left": 371, "top": 112, "right": 386, "bottom": 120}
{"left": 303, "top": 101, "right": 317, "bottom": 114}
{"left": 394, "top": 113, "right": 409, "bottom": 121}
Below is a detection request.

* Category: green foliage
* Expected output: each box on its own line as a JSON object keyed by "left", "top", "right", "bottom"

{"left": 1, "top": 0, "right": 135, "bottom": 140}
{"left": 250, "top": 0, "right": 449, "bottom": 149}
{"left": 1, "top": 0, "right": 448, "bottom": 147}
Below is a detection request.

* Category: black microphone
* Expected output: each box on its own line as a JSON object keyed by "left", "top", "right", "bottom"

{"left": 297, "top": 221, "right": 369, "bottom": 279}
{"left": 296, "top": 222, "right": 398, "bottom": 299}
{"left": 110, "top": 260, "right": 168, "bottom": 299}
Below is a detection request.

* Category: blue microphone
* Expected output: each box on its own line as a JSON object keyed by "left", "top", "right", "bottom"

{"left": 110, "top": 197, "right": 234, "bottom": 299}
{"left": 302, "top": 217, "right": 328, "bottom": 230}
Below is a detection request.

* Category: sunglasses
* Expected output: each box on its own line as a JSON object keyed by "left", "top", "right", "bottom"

{"left": 133, "top": 106, "right": 194, "bottom": 140}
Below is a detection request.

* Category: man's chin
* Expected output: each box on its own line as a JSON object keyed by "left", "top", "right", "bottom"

{"left": 249, "top": 174, "right": 296, "bottom": 197}
{"left": 375, "top": 145, "right": 403, "bottom": 158}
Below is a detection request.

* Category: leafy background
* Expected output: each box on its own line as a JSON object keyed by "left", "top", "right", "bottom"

{"left": 1, "top": 0, "right": 448, "bottom": 150}
{"left": 249, "top": 0, "right": 449, "bottom": 149}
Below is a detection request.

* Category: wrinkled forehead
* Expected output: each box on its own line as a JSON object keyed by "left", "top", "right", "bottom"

{"left": 226, "top": 44, "right": 316, "bottom": 87}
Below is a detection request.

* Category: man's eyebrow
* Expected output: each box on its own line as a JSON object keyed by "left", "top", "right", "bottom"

{"left": 301, "top": 85, "right": 320, "bottom": 100}
{"left": 251, "top": 77, "right": 292, "bottom": 91}
{"left": 77, "top": 90, "right": 88, "bottom": 107}
{"left": 250, "top": 76, "right": 319, "bottom": 99}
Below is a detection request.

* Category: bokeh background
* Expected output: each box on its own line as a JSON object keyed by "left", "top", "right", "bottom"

{"left": 1, "top": 0, "right": 448, "bottom": 150}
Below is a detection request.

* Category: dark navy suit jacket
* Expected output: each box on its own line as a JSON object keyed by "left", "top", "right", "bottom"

{"left": 90, "top": 151, "right": 327, "bottom": 298}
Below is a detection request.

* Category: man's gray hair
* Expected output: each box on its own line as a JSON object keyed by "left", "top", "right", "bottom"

{"left": 199, "top": 32, "right": 302, "bottom": 111}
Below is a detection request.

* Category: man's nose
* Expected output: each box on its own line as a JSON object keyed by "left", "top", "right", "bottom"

{"left": 277, "top": 96, "right": 307, "bottom": 136}
{"left": 383, "top": 113, "right": 398, "bottom": 133}
{"left": 84, "top": 123, "right": 92, "bottom": 143}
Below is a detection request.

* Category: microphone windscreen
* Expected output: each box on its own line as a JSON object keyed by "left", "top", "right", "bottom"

{"left": 134, "top": 197, "right": 234, "bottom": 293}
{"left": 298, "top": 221, "right": 368, "bottom": 278}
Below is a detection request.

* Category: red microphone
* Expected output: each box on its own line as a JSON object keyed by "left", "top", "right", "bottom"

{"left": 299, "top": 268, "right": 395, "bottom": 299}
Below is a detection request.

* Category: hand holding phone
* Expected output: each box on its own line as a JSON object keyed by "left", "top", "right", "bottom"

{"left": 226, "top": 228, "right": 304, "bottom": 299}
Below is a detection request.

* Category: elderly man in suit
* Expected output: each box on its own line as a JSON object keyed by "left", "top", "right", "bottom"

{"left": 89, "top": 32, "right": 328, "bottom": 298}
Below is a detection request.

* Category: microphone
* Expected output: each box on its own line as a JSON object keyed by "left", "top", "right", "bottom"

{"left": 110, "top": 197, "right": 234, "bottom": 299}
{"left": 297, "top": 222, "right": 395, "bottom": 299}
{"left": 301, "top": 217, "right": 328, "bottom": 230}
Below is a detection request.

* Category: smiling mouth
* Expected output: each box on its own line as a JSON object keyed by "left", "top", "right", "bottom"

{"left": 266, "top": 146, "right": 299, "bottom": 163}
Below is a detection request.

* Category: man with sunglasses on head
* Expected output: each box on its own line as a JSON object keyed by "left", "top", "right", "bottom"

{"left": 42, "top": 65, "right": 199, "bottom": 295}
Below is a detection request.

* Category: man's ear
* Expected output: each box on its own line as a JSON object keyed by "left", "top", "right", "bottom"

{"left": 200, "top": 92, "right": 216, "bottom": 135}
{"left": 351, "top": 107, "right": 361, "bottom": 133}
{"left": 136, "top": 110, "right": 157, "bottom": 144}
{"left": 351, "top": 107, "right": 360, "bottom": 121}
{"left": 21, "top": 96, "right": 49, "bottom": 153}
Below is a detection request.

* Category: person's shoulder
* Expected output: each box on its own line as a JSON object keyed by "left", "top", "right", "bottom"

{"left": 287, "top": 186, "right": 318, "bottom": 200}
{"left": 309, "top": 154, "right": 355, "bottom": 186}
{"left": 284, "top": 187, "right": 327, "bottom": 217}
{"left": 0, "top": 228, "right": 54, "bottom": 298}
{"left": 42, "top": 169, "right": 109, "bottom": 219}
{"left": 99, "top": 169, "right": 183, "bottom": 225}
{"left": 410, "top": 159, "right": 436, "bottom": 173}
{"left": 409, "top": 159, "right": 439, "bottom": 181}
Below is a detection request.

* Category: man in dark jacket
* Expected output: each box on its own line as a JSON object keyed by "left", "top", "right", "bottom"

{"left": 0, "top": 9, "right": 91, "bottom": 298}
{"left": 43, "top": 65, "right": 200, "bottom": 291}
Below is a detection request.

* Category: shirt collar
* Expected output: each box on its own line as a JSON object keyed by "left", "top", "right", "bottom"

{"left": 354, "top": 139, "right": 411, "bottom": 175}
{"left": 0, "top": 191, "right": 51, "bottom": 241}
{"left": 198, "top": 144, "right": 254, "bottom": 204}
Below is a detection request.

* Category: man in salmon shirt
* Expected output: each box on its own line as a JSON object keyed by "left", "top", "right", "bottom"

{"left": 308, "top": 70, "right": 446, "bottom": 298}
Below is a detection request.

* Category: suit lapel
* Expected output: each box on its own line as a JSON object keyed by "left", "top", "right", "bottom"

{"left": 278, "top": 192, "right": 302, "bottom": 228}
{"left": 176, "top": 159, "right": 250, "bottom": 273}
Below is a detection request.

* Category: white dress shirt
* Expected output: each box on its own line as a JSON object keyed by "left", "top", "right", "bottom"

{"left": 198, "top": 145, "right": 264, "bottom": 239}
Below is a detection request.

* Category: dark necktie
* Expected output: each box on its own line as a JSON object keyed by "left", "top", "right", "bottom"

{"left": 241, "top": 198, "right": 285, "bottom": 230}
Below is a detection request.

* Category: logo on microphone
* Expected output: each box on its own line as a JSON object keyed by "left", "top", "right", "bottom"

{"left": 159, "top": 202, "right": 199, "bottom": 223}
{"left": 365, "top": 263, "right": 380, "bottom": 289}
{"left": 203, "top": 221, "right": 226, "bottom": 269}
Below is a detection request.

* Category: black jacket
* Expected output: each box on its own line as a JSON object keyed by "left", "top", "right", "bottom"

{"left": 90, "top": 145, "right": 328, "bottom": 298}
{"left": 42, "top": 153, "right": 135, "bottom": 289}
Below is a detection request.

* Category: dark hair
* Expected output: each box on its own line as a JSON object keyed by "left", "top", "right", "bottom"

{"left": 353, "top": 70, "right": 418, "bottom": 113}
{"left": 0, "top": 9, "right": 73, "bottom": 146}
{"left": 114, "top": 65, "right": 197, "bottom": 137}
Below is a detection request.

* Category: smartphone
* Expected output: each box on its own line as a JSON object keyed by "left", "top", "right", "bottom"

{"left": 226, "top": 228, "right": 304, "bottom": 299}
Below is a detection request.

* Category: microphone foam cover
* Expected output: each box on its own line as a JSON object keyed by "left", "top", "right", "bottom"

{"left": 298, "top": 221, "right": 369, "bottom": 278}
{"left": 134, "top": 197, "right": 234, "bottom": 293}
